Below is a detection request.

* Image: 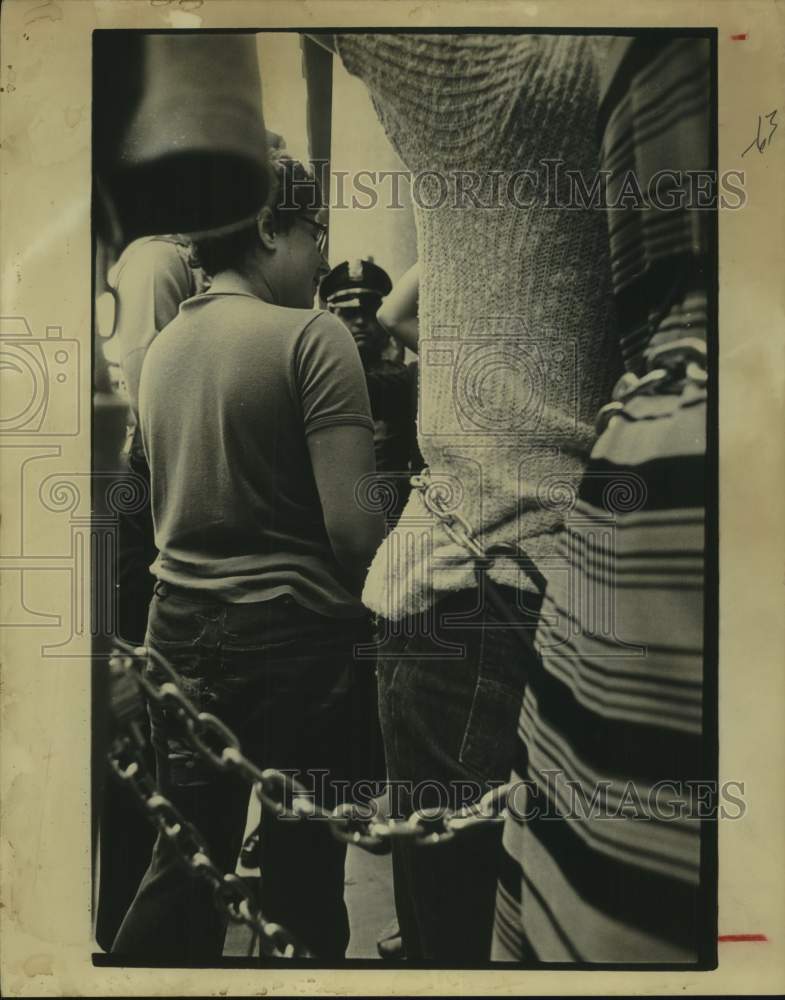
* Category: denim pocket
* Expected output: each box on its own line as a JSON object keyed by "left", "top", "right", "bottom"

{"left": 146, "top": 591, "right": 218, "bottom": 648}
{"left": 458, "top": 624, "right": 527, "bottom": 781}
{"left": 143, "top": 656, "right": 216, "bottom": 788}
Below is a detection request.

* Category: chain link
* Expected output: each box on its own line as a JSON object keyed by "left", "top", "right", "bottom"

{"left": 107, "top": 646, "right": 312, "bottom": 959}
{"left": 328, "top": 782, "right": 513, "bottom": 852}
{"left": 596, "top": 336, "right": 708, "bottom": 435}
{"left": 410, "top": 472, "right": 486, "bottom": 558}
{"left": 105, "top": 447, "right": 535, "bottom": 955}
{"left": 110, "top": 640, "right": 511, "bottom": 865}
{"left": 409, "top": 467, "right": 547, "bottom": 622}
{"left": 107, "top": 734, "right": 311, "bottom": 958}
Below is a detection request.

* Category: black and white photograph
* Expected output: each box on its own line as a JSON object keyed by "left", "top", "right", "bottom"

{"left": 91, "top": 26, "right": 717, "bottom": 968}
{"left": 1, "top": 2, "right": 783, "bottom": 996}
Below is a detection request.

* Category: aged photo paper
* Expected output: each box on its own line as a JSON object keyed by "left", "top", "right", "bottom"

{"left": 1, "top": 0, "right": 784, "bottom": 996}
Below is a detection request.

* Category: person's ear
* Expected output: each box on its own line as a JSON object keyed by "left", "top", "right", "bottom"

{"left": 256, "top": 207, "right": 277, "bottom": 251}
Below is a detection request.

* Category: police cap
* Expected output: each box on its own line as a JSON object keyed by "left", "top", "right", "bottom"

{"left": 320, "top": 258, "right": 393, "bottom": 311}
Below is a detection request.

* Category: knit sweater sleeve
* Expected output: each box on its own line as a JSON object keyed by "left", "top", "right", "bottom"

{"left": 334, "top": 33, "right": 547, "bottom": 172}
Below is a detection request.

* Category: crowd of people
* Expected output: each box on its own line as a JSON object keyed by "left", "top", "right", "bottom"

{"left": 98, "top": 31, "right": 710, "bottom": 965}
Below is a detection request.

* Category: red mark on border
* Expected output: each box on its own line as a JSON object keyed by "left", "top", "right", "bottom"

{"left": 718, "top": 933, "right": 768, "bottom": 942}
{"left": 730, "top": 33, "right": 748, "bottom": 40}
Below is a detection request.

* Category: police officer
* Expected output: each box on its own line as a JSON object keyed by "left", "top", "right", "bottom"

{"left": 320, "top": 258, "right": 423, "bottom": 529}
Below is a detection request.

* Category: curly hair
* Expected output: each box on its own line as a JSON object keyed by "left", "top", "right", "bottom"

{"left": 192, "top": 152, "right": 323, "bottom": 277}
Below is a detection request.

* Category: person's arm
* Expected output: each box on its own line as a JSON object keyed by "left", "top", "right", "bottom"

{"left": 377, "top": 262, "right": 420, "bottom": 354}
{"left": 307, "top": 425, "right": 384, "bottom": 593}
{"left": 297, "top": 312, "right": 385, "bottom": 594}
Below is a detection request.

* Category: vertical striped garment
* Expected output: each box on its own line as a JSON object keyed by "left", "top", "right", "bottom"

{"left": 494, "top": 36, "right": 710, "bottom": 963}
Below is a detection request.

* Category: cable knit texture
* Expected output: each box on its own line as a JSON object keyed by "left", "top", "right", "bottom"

{"left": 337, "top": 34, "right": 621, "bottom": 619}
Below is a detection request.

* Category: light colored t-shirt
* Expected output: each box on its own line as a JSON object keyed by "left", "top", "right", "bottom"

{"left": 139, "top": 291, "right": 374, "bottom": 618}
{"left": 108, "top": 236, "right": 205, "bottom": 418}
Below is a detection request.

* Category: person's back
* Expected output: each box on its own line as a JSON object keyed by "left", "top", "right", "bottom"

{"left": 114, "top": 153, "right": 384, "bottom": 963}
{"left": 141, "top": 293, "right": 371, "bottom": 616}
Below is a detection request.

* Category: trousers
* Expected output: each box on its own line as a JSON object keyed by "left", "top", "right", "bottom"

{"left": 376, "top": 582, "right": 542, "bottom": 962}
{"left": 112, "top": 583, "right": 381, "bottom": 962}
{"left": 97, "top": 446, "right": 157, "bottom": 949}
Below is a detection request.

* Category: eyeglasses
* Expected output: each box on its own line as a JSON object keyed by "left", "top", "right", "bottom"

{"left": 297, "top": 215, "right": 328, "bottom": 254}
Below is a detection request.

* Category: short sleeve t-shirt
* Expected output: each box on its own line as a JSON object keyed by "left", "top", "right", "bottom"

{"left": 109, "top": 236, "right": 206, "bottom": 417}
{"left": 138, "top": 291, "right": 374, "bottom": 618}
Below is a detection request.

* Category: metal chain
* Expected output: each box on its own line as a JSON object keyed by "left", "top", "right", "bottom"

{"left": 409, "top": 472, "right": 486, "bottom": 559}
{"left": 328, "top": 781, "right": 512, "bottom": 852}
{"left": 409, "top": 467, "right": 547, "bottom": 623}
{"left": 240, "top": 466, "right": 531, "bottom": 859}
{"left": 107, "top": 650, "right": 312, "bottom": 959}
{"left": 595, "top": 336, "right": 708, "bottom": 435}
{"left": 109, "top": 640, "right": 513, "bottom": 859}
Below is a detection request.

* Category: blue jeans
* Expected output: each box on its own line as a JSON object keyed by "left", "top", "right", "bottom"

{"left": 112, "top": 583, "right": 381, "bottom": 962}
{"left": 377, "top": 584, "right": 542, "bottom": 962}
